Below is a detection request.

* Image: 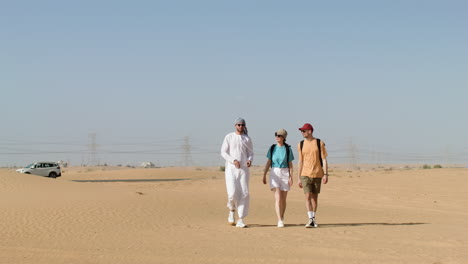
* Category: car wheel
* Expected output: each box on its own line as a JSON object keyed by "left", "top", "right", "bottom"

{"left": 49, "top": 172, "right": 57, "bottom": 179}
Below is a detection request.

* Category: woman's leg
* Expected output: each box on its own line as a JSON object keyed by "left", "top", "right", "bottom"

{"left": 273, "top": 187, "right": 282, "bottom": 221}
{"left": 280, "top": 190, "right": 288, "bottom": 220}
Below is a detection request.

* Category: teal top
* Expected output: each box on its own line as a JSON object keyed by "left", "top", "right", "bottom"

{"left": 267, "top": 144, "right": 294, "bottom": 168}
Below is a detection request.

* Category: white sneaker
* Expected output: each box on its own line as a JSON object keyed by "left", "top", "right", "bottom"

{"left": 228, "top": 211, "right": 235, "bottom": 226}
{"left": 277, "top": 220, "right": 285, "bottom": 228}
{"left": 311, "top": 217, "right": 318, "bottom": 227}
{"left": 305, "top": 217, "right": 318, "bottom": 228}
{"left": 236, "top": 219, "right": 247, "bottom": 228}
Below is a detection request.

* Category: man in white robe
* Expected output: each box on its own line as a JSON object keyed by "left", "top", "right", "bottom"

{"left": 220, "top": 118, "right": 254, "bottom": 228}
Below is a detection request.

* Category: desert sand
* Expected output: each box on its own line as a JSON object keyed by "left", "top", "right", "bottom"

{"left": 1, "top": 165, "right": 467, "bottom": 264}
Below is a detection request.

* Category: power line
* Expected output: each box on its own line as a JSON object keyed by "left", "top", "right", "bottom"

{"left": 1, "top": 136, "right": 467, "bottom": 166}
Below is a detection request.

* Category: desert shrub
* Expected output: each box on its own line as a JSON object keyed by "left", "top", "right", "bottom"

{"left": 422, "top": 164, "right": 431, "bottom": 169}
{"left": 219, "top": 166, "right": 225, "bottom": 172}
{"left": 433, "top": 164, "right": 442, "bottom": 169}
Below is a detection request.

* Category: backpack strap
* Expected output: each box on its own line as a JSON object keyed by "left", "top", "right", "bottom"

{"left": 300, "top": 139, "right": 323, "bottom": 167}
{"left": 317, "top": 139, "right": 323, "bottom": 168}
{"left": 269, "top": 144, "right": 276, "bottom": 168}
{"left": 285, "top": 143, "right": 290, "bottom": 169}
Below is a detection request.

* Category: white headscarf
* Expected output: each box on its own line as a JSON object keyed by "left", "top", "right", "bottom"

{"left": 235, "top": 117, "right": 248, "bottom": 135}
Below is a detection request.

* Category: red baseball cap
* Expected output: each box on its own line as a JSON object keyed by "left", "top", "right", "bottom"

{"left": 298, "top": 123, "right": 314, "bottom": 132}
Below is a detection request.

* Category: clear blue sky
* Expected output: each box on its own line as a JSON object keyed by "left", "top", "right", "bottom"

{"left": 1, "top": 0, "right": 467, "bottom": 167}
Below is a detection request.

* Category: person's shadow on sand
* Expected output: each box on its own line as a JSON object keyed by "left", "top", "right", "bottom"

{"left": 249, "top": 222, "right": 427, "bottom": 228}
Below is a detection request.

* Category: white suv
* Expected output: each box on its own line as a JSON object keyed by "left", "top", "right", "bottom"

{"left": 16, "top": 162, "right": 62, "bottom": 178}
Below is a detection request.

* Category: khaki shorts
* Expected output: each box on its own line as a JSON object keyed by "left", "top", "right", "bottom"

{"left": 300, "top": 176, "right": 322, "bottom": 194}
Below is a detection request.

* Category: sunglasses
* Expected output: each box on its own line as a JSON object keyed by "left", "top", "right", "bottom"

{"left": 236, "top": 124, "right": 246, "bottom": 127}
{"left": 300, "top": 130, "right": 308, "bottom": 133}
{"left": 274, "top": 133, "right": 284, "bottom": 138}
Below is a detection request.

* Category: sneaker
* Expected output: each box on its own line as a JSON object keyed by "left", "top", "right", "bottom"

{"left": 277, "top": 220, "right": 285, "bottom": 228}
{"left": 305, "top": 217, "right": 318, "bottom": 228}
{"left": 228, "top": 211, "right": 235, "bottom": 226}
{"left": 236, "top": 219, "right": 247, "bottom": 228}
{"left": 311, "top": 217, "right": 318, "bottom": 227}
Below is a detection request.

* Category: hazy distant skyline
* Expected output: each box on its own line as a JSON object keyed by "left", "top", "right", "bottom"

{"left": 2, "top": 1, "right": 467, "bottom": 167}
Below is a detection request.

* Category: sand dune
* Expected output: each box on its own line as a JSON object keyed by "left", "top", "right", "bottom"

{"left": 1, "top": 166, "right": 467, "bottom": 263}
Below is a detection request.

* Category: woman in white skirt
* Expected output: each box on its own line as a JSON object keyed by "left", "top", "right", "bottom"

{"left": 262, "top": 129, "right": 294, "bottom": 227}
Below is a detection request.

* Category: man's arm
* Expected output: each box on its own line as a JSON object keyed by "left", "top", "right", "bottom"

{"left": 246, "top": 137, "right": 254, "bottom": 167}
{"left": 220, "top": 136, "right": 235, "bottom": 164}
{"left": 321, "top": 141, "right": 329, "bottom": 184}
{"left": 297, "top": 143, "right": 303, "bottom": 188}
{"left": 322, "top": 158, "right": 329, "bottom": 184}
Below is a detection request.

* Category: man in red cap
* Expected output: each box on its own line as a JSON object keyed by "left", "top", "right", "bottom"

{"left": 297, "top": 123, "right": 329, "bottom": 228}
